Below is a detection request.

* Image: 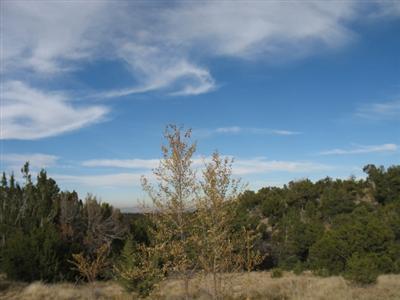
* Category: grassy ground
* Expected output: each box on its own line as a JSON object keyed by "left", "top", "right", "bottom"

{"left": 155, "top": 272, "right": 400, "bottom": 300}
{"left": 0, "top": 280, "right": 133, "bottom": 300}
{"left": 1, "top": 272, "right": 399, "bottom": 299}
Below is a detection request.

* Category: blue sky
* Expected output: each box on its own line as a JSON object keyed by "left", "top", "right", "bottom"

{"left": 1, "top": 1, "right": 399, "bottom": 208}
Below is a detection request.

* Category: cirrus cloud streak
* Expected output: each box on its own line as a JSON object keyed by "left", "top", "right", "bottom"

{"left": 1, "top": 153, "right": 59, "bottom": 169}
{"left": 81, "top": 156, "right": 332, "bottom": 176}
{"left": 319, "top": 143, "right": 398, "bottom": 155}
{"left": 195, "top": 126, "right": 301, "bottom": 138}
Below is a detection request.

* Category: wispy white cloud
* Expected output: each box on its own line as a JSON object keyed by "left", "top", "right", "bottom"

{"left": 162, "top": 2, "right": 357, "bottom": 59}
{"left": 232, "top": 157, "right": 332, "bottom": 175}
{"left": 196, "top": 126, "right": 301, "bottom": 137}
{"left": 4, "top": 1, "right": 397, "bottom": 99}
{"left": 355, "top": 100, "right": 400, "bottom": 120}
{"left": 1, "top": 153, "right": 59, "bottom": 170}
{"left": 114, "top": 43, "right": 216, "bottom": 97}
{"left": 82, "top": 159, "right": 159, "bottom": 169}
{"left": 319, "top": 143, "right": 398, "bottom": 155}
{"left": 81, "top": 155, "right": 331, "bottom": 176}
{"left": 2, "top": 1, "right": 217, "bottom": 97}
{"left": 2, "top": 1, "right": 108, "bottom": 74}
{"left": 54, "top": 173, "right": 145, "bottom": 188}
{"left": 97, "top": 1, "right": 358, "bottom": 97}
{"left": 1, "top": 81, "right": 108, "bottom": 140}
{"left": 82, "top": 158, "right": 200, "bottom": 170}
{"left": 2, "top": 1, "right": 399, "bottom": 141}
{"left": 269, "top": 129, "right": 301, "bottom": 136}
{"left": 103, "top": 2, "right": 360, "bottom": 97}
{"left": 95, "top": 44, "right": 216, "bottom": 98}
{"left": 215, "top": 126, "right": 242, "bottom": 134}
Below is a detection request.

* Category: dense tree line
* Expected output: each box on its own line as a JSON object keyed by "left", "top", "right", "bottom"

{"left": 0, "top": 164, "right": 126, "bottom": 282}
{"left": 237, "top": 164, "right": 400, "bottom": 284}
{"left": 0, "top": 127, "right": 399, "bottom": 297}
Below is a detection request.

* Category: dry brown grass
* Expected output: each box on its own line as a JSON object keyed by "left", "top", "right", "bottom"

{"left": 153, "top": 272, "right": 400, "bottom": 300}
{"left": 1, "top": 272, "right": 399, "bottom": 300}
{"left": 0, "top": 280, "right": 135, "bottom": 300}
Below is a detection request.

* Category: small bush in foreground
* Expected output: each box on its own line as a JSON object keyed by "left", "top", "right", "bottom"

{"left": 69, "top": 243, "right": 110, "bottom": 283}
{"left": 293, "top": 262, "right": 304, "bottom": 275}
{"left": 271, "top": 268, "right": 283, "bottom": 278}
{"left": 114, "top": 239, "right": 163, "bottom": 297}
{"left": 314, "top": 268, "right": 330, "bottom": 277}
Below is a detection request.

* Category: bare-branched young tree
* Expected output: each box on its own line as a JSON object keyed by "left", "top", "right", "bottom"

{"left": 70, "top": 243, "right": 110, "bottom": 283}
{"left": 141, "top": 124, "right": 199, "bottom": 299}
{"left": 239, "top": 225, "right": 265, "bottom": 300}
{"left": 70, "top": 195, "right": 126, "bottom": 282}
{"left": 58, "top": 191, "right": 83, "bottom": 243}
{"left": 83, "top": 195, "right": 126, "bottom": 254}
{"left": 137, "top": 126, "right": 263, "bottom": 299}
{"left": 240, "top": 226, "right": 264, "bottom": 274}
{"left": 195, "top": 151, "right": 243, "bottom": 299}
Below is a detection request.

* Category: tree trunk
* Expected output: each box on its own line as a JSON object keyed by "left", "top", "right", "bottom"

{"left": 184, "top": 276, "right": 190, "bottom": 300}
{"left": 213, "top": 271, "right": 218, "bottom": 300}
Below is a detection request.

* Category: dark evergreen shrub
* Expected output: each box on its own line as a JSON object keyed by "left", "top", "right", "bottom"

{"left": 345, "top": 254, "right": 379, "bottom": 285}
{"left": 1, "top": 224, "right": 63, "bottom": 282}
